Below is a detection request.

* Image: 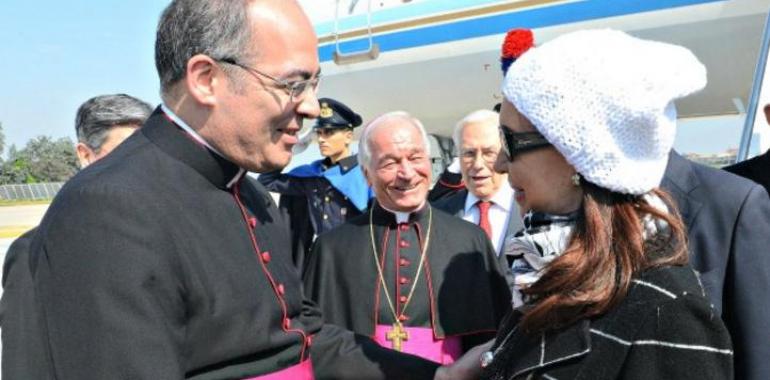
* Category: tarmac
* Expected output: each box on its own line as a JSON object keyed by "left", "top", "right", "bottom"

{"left": 0, "top": 203, "right": 48, "bottom": 293}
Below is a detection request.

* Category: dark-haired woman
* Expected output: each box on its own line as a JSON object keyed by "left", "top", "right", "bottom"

{"left": 436, "top": 29, "right": 733, "bottom": 380}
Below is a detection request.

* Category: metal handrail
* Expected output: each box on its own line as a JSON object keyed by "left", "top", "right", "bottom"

{"left": 736, "top": 8, "right": 770, "bottom": 163}
{"left": 333, "top": 0, "right": 380, "bottom": 65}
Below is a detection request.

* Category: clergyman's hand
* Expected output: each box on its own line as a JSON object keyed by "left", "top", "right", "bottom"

{"left": 433, "top": 340, "right": 494, "bottom": 380}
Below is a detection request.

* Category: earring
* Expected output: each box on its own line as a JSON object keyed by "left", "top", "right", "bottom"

{"left": 571, "top": 173, "right": 581, "bottom": 186}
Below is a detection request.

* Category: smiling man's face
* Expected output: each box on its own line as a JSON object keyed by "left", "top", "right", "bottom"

{"left": 364, "top": 119, "right": 432, "bottom": 212}
{"left": 199, "top": 0, "right": 321, "bottom": 172}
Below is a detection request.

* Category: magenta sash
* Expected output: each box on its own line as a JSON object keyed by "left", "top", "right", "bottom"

{"left": 373, "top": 325, "right": 462, "bottom": 364}
{"left": 243, "top": 358, "right": 314, "bottom": 380}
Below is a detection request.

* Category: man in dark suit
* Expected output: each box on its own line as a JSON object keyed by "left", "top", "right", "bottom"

{"left": 433, "top": 110, "right": 523, "bottom": 256}
{"left": 724, "top": 103, "right": 770, "bottom": 194}
{"left": 662, "top": 150, "right": 770, "bottom": 380}
{"left": 11, "top": 1, "right": 442, "bottom": 379}
{"left": 1, "top": 93, "right": 152, "bottom": 380}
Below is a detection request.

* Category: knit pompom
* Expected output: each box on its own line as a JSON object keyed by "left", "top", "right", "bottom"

{"left": 501, "top": 29, "right": 707, "bottom": 195}
{"left": 501, "top": 29, "right": 535, "bottom": 74}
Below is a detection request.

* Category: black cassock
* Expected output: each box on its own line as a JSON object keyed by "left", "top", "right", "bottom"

{"left": 14, "top": 108, "right": 438, "bottom": 380}
{"left": 304, "top": 203, "right": 511, "bottom": 361}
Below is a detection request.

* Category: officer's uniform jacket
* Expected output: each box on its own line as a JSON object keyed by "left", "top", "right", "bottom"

{"left": 258, "top": 155, "right": 372, "bottom": 268}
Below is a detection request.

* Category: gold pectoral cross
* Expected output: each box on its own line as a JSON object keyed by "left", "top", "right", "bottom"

{"left": 386, "top": 322, "right": 409, "bottom": 351}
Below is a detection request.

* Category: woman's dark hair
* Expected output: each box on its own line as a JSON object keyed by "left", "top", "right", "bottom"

{"left": 518, "top": 181, "right": 688, "bottom": 333}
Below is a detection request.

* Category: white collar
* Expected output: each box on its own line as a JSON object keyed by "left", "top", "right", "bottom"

{"left": 161, "top": 103, "right": 225, "bottom": 157}
{"left": 381, "top": 202, "right": 426, "bottom": 224}
{"left": 161, "top": 103, "right": 244, "bottom": 189}
{"left": 463, "top": 181, "right": 514, "bottom": 213}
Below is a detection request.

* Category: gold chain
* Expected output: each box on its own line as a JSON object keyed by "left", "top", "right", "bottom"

{"left": 369, "top": 204, "right": 432, "bottom": 323}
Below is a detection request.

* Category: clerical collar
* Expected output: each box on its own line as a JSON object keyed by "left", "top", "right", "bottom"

{"left": 159, "top": 104, "right": 245, "bottom": 189}
{"left": 379, "top": 202, "right": 426, "bottom": 224}
{"left": 463, "top": 180, "right": 514, "bottom": 214}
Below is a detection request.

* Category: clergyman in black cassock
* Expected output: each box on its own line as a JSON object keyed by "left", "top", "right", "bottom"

{"left": 305, "top": 202, "right": 510, "bottom": 363}
{"left": 12, "top": 0, "right": 444, "bottom": 377}
{"left": 303, "top": 111, "right": 511, "bottom": 365}
{"left": 19, "top": 107, "right": 442, "bottom": 379}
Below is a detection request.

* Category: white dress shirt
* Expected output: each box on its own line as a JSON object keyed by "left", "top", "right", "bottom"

{"left": 462, "top": 182, "right": 515, "bottom": 255}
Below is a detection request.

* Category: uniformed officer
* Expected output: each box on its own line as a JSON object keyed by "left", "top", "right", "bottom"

{"left": 258, "top": 97, "right": 373, "bottom": 270}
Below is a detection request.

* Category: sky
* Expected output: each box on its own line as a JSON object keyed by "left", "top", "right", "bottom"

{"left": 1, "top": 1, "right": 768, "bottom": 160}
{"left": 0, "top": 0, "right": 362, "bottom": 155}
{"left": 0, "top": 1, "right": 167, "bottom": 153}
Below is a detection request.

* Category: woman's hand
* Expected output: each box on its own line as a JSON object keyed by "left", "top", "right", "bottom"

{"left": 434, "top": 340, "right": 494, "bottom": 380}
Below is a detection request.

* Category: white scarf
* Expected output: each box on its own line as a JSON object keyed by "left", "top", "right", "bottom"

{"left": 504, "top": 194, "right": 669, "bottom": 308}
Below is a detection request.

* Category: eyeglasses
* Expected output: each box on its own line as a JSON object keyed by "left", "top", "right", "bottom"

{"left": 217, "top": 57, "right": 320, "bottom": 102}
{"left": 499, "top": 125, "right": 552, "bottom": 161}
{"left": 460, "top": 148, "right": 499, "bottom": 164}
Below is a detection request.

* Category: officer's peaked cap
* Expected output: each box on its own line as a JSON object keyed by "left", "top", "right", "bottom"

{"left": 315, "top": 98, "right": 362, "bottom": 130}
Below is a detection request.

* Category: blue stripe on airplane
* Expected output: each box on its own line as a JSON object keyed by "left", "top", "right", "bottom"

{"left": 314, "top": 0, "right": 513, "bottom": 36}
{"left": 318, "top": 0, "right": 724, "bottom": 63}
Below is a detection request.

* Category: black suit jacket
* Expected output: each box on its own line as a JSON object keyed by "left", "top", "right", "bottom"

{"left": 724, "top": 149, "right": 770, "bottom": 196}
{"left": 662, "top": 151, "right": 770, "bottom": 380}
{"left": 431, "top": 188, "right": 524, "bottom": 253}
{"left": 12, "top": 108, "right": 437, "bottom": 380}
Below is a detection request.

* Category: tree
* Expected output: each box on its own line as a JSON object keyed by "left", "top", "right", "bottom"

{"left": 21, "top": 136, "right": 78, "bottom": 182}
{"left": 0, "top": 136, "right": 78, "bottom": 184}
{"left": 0, "top": 144, "right": 23, "bottom": 184}
{"left": 0, "top": 122, "right": 5, "bottom": 158}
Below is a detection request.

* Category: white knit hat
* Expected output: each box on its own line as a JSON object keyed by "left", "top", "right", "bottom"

{"left": 501, "top": 29, "right": 706, "bottom": 195}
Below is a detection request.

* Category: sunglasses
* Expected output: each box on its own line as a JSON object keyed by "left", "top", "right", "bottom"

{"left": 499, "top": 125, "right": 552, "bottom": 161}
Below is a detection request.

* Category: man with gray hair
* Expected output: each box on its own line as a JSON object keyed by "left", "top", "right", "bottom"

{"left": 73, "top": 93, "right": 152, "bottom": 168}
{"left": 434, "top": 110, "right": 522, "bottom": 256}
{"left": 305, "top": 111, "right": 510, "bottom": 364}
{"left": 2, "top": 93, "right": 151, "bottom": 379}
{"left": 14, "top": 1, "right": 446, "bottom": 379}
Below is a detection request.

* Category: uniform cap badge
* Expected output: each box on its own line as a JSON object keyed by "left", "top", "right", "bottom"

{"left": 320, "top": 102, "right": 334, "bottom": 118}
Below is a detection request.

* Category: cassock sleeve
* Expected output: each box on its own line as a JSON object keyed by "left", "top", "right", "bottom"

{"left": 257, "top": 170, "right": 309, "bottom": 196}
{"left": 31, "top": 187, "right": 187, "bottom": 379}
{"left": 302, "top": 237, "right": 439, "bottom": 379}
{"left": 302, "top": 236, "right": 345, "bottom": 325}
{"left": 461, "top": 233, "right": 512, "bottom": 350}
{"left": 310, "top": 323, "right": 440, "bottom": 380}
{"left": 302, "top": 239, "right": 324, "bottom": 303}
{"left": 278, "top": 194, "right": 314, "bottom": 271}
{"left": 297, "top": 297, "right": 439, "bottom": 380}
